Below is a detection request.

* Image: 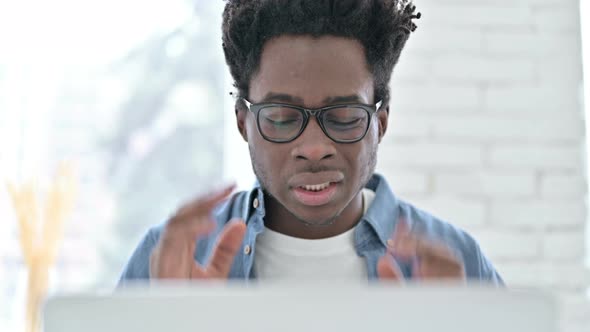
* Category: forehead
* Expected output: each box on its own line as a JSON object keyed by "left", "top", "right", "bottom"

{"left": 249, "top": 35, "right": 374, "bottom": 107}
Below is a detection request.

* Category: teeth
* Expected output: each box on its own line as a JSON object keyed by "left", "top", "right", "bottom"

{"left": 301, "top": 182, "right": 331, "bottom": 191}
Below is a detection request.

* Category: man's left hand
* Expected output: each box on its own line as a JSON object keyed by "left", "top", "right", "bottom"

{"left": 377, "top": 220, "right": 466, "bottom": 281}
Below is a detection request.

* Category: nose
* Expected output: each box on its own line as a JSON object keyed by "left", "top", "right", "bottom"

{"left": 291, "top": 118, "right": 336, "bottom": 162}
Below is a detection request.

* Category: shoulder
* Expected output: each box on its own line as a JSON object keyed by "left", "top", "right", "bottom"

{"left": 117, "top": 224, "right": 161, "bottom": 285}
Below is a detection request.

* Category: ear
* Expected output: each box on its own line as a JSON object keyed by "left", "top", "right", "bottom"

{"left": 377, "top": 105, "right": 389, "bottom": 143}
{"left": 235, "top": 101, "right": 249, "bottom": 142}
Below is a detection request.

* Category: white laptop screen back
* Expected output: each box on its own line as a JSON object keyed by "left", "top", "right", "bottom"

{"left": 44, "top": 284, "right": 557, "bottom": 332}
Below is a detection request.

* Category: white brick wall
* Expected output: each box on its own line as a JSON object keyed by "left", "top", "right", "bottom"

{"left": 484, "top": 85, "right": 580, "bottom": 113}
{"left": 543, "top": 231, "right": 587, "bottom": 261}
{"left": 377, "top": 0, "right": 589, "bottom": 330}
{"left": 380, "top": 143, "right": 483, "bottom": 168}
{"left": 434, "top": 171, "right": 536, "bottom": 197}
{"left": 490, "top": 200, "right": 586, "bottom": 229}
{"left": 541, "top": 174, "right": 587, "bottom": 197}
{"left": 489, "top": 145, "right": 583, "bottom": 170}
{"left": 403, "top": 195, "right": 488, "bottom": 229}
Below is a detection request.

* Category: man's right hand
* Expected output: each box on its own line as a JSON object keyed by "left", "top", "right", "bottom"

{"left": 149, "top": 184, "right": 247, "bottom": 279}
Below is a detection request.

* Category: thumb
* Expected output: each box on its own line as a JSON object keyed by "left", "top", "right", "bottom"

{"left": 206, "top": 219, "right": 247, "bottom": 278}
{"left": 377, "top": 254, "right": 404, "bottom": 281}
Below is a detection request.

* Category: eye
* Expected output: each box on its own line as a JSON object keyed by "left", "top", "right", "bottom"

{"left": 262, "top": 115, "right": 300, "bottom": 126}
{"left": 323, "top": 108, "right": 366, "bottom": 130}
{"left": 260, "top": 106, "right": 302, "bottom": 128}
{"left": 326, "top": 117, "right": 362, "bottom": 126}
{"left": 327, "top": 119, "right": 361, "bottom": 129}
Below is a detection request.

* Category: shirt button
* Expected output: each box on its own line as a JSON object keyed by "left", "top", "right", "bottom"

{"left": 244, "top": 245, "right": 252, "bottom": 255}
{"left": 386, "top": 239, "right": 395, "bottom": 248}
{"left": 253, "top": 198, "right": 259, "bottom": 209}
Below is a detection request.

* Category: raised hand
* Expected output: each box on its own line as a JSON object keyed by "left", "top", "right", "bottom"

{"left": 377, "top": 219, "right": 465, "bottom": 281}
{"left": 149, "top": 185, "right": 247, "bottom": 279}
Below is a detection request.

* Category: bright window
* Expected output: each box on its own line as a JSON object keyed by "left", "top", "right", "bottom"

{"left": 0, "top": 1, "right": 231, "bottom": 330}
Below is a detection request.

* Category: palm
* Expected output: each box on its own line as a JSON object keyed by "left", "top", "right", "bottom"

{"left": 149, "top": 185, "right": 247, "bottom": 279}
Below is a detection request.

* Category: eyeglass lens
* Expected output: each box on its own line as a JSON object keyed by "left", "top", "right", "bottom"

{"left": 258, "top": 105, "right": 369, "bottom": 142}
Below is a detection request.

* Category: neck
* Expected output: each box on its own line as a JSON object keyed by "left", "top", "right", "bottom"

{"left": 263, "top": 190, "right": 364, "bottom": 239}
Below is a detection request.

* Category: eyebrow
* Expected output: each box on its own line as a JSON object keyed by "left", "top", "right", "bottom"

{"left": 261, "top": 92, "right": 363, "bottom": 105}
{"left": 262, "top": 92, "right": 304, "bottom": 104}
{"left": 322, "top": 95, "right": 363, "bottom": 104}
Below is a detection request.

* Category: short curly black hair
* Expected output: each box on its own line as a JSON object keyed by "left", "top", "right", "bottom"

{"left": 222, "top": 0, "right": 420, "bottom": 106}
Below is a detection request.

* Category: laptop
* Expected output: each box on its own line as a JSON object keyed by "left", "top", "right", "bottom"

{"left": 43, "top": 282, "right": 557, "bottom": 332}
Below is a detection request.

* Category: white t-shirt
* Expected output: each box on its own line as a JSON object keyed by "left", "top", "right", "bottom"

{"left": 254, "top": 188, "right": 376, "bottom": 280}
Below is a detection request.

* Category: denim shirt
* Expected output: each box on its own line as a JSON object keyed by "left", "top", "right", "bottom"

{"left": 119, "top": 173, "right": 503, "bottom": 284}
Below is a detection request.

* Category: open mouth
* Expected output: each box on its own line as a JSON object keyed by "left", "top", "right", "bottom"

{"left": 298, "top": 182, "right": 332, "bottom": 192}
{"left": 293, "top": 182, "right": 338, "bottom": 206}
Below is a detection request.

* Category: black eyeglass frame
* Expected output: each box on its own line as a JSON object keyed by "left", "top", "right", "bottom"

{"left": 242, "top": 98, "right": 384, "bottom": 144}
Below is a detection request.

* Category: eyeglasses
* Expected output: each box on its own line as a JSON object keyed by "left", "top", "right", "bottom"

{"left": 242, "top": 98, "right": 383, "bottom": 144}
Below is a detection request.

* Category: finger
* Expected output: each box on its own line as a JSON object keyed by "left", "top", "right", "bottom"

{"left": 415, "top": 238, "right": 460, "bottom": 265}
{"left": 161, "top": 215, "right": 217, "bottom": 242}
{"left": 175, "top": 184, "right": 236, "bottom": 220}
{"left": 394, "top": 217, "right": 411, "bottom": 236}
{"left": 388, "top": 217, "right": 416, "bottom": 259}
{"left": 206, "top": 219, "right": 247, "bottom": 278}
{"left": 390, "top": 217, "right": 411, "bottom": 244}
{"left": 389, "top": 218, "right": 466, "bottom": 280}
{"left": 392, "top": 235, "right": 466, "bottom": 280}
{"left": 390, "top": 234, "right": 419, "bottom": 261}
{"left": 377, "top": 254, "right": 404, "bottom": 281}
{"left": 190, "top": 261, "right": 207, "bottom": 279}
{"left": 417, "top": 257, "right": 466, "bottom": 279}
{"left": 153, "top": 219, "right": 216, "bottom": 279}
{"left": 413, "top": 240, "right": 466, "bottom": 279}
{"left": 400, "top": 237, "right": 457, "bottom": 266}
{"left": 168, "top": 184, "right": 236, "bottom": 236}
{"left": 392, "top": 233, "right": 454, "bottom": 263}
{"left": 149, "top": 236, "right": 203, "bottom": 279}
{"left": 412, "top": 259, "right": 422, "bottom": 279}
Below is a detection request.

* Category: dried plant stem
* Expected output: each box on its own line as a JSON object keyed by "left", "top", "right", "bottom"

{"left": 25, "top": 258, "right": 49, "bottom": 332}
{"left": 7, "top": 161, "right": 77, "bottom": 332}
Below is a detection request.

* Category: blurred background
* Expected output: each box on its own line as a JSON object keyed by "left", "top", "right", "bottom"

{"left": 0, "top": 0, "right": 589, "bottom": 331}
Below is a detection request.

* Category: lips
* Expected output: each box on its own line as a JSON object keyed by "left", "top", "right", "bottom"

{"left": 288, "top": 171, "right": 344, "bottom": 207}
{"left": 293, "top": 182, "right": 338, "bottom": 206}
{"left": 288, "top": 171, "right": 345, "bottom": 189}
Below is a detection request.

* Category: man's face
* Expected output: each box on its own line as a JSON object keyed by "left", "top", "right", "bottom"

{"left": 238, "top": 35, "right": 388, "bottom": 225}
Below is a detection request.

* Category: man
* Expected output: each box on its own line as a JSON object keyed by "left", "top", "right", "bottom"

{"left": 119, "top": 0, "right": 503, "bottom": 284}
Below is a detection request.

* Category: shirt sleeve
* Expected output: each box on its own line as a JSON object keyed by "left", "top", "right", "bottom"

{"left": 473, "top": 241, "right": 505, "bottom": 286}
{"left": 117, "top": 227, "right": 158, "bottom": 286}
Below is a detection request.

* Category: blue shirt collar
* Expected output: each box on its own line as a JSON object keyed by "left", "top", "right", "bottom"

{"left": 244, "top": 173, "right": 400, "bottom": 248}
